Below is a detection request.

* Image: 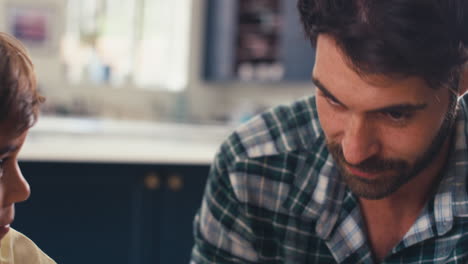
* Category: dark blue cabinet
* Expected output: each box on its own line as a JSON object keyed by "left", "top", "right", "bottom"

{"left": 13, "top": 161, "right": 209, "bottom": 264}
{"left": 203, "top": 0, "right": 315, "bottom": 81}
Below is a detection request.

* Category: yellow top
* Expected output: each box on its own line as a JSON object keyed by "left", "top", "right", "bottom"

{"left": 0, "top": 228, "right": 56, "bottom": 264}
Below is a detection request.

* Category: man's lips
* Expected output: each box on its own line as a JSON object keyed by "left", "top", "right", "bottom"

{"left": 346, "top": 165, "right": 379, "bottom": 179}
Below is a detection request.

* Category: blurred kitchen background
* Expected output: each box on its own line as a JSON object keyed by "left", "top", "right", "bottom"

{"left": 7, "top": 0, "right": 316, "bottom": 263}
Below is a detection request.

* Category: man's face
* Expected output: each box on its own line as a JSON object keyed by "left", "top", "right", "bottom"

{"left": 0, "top": 121, "right": 30, "bottom": 241}
{"left": 313, "top": 35, "right": 457, "bottom": 200}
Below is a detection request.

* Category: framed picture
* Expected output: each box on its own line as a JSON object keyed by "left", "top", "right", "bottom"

{"left": 5, "top": 3, "right": 56, "bottom": 54}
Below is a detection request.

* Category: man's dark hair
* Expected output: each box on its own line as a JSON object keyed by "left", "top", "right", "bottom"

{"left": 297, "top": 0, "right": 468, "bottom": 90}
{"left": 0, "top": 33, "right": 44, "bottom": 133}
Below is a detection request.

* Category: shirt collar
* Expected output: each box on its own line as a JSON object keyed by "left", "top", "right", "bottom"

{"left": 282, "top": 97, "right": 347, "bottom": 239}
{"left": 395, "top": 97, "right": 468, "bottom": 249}
{"left": 447, "top": 97, "right": 468, "bottom": 218}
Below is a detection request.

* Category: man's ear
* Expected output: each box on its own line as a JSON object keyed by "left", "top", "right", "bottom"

{"left": 459, "top": 68, "right": 468, "bottom": 96}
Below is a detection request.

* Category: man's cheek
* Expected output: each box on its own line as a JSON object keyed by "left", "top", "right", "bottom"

{"left": 318, "top": 110, "right": 344, "bottom": 140}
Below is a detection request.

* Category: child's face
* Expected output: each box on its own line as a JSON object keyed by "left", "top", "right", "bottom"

{"left": 0, "top": 121, "right": 30, "bottom": 241}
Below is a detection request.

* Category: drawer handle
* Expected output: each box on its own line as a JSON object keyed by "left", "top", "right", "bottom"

{"left": 144, "top": 173, "right": 161, "bottom": 190}
{"left": 167, "top": 174, "right": 183, "bottom": 192}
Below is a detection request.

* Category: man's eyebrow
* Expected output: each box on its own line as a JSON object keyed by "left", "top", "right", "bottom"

{"left": 369, "top": 103, "right": 428, "bottom": 113}
{"left": 0, "top": 145, "right": 19, "bottom": 156}
{"left": 312, "top": 76, "right": 428, "bottom": 113}
{"left": 312, "top": 77, "right": 345, "bottom": 106}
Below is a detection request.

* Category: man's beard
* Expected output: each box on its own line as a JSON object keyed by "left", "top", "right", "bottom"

{"left": 327, "top": 94, "right": 458, "bottom": 200}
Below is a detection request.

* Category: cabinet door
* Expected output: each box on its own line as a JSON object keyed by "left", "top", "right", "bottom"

{"left": 14, "top": 162, "right": 210, "bottom": 264}
{"left": 14, "top": 161, "right": 158, "bottom": 264}
{"left": 154, "top": 165, "right": 209, "bottom": 264}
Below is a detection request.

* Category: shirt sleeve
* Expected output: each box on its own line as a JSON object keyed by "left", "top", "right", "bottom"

{"left": 190, "top": 139, "right": 259, "bottom": 264}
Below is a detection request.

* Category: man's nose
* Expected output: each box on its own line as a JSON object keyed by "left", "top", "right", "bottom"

{"left": 3, "top": 162, "right": 30, "bottom": 206}
{"left": 341, "top": 116, "right": 380, "bottom": 165}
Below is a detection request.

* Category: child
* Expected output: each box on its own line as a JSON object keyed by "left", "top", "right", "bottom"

{"left": 0, "top": 33, "right": 55, "bottom": 264}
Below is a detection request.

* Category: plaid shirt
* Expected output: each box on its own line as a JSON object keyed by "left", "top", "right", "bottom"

{"left": 191, "top": 95, "right": 468, "bottom": 264}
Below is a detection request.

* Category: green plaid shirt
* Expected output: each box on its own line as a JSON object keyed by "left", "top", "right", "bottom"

{"left": 191, "top": 95, "right": 468, "bottom": 264}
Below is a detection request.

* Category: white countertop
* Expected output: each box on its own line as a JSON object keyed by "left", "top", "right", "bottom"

{"left": 19, "top": 117, "right": 233, "bottom": 165}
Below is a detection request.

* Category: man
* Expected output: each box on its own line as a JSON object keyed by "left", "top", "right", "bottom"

{"left": 191, "top": 0, "right": 468, "bottom": 263}
{"left": 0, "top": 33, "right": 55, "bottom": 263}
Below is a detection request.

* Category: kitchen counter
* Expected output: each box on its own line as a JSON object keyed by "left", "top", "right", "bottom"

{"left": 19, "top": 116, "right": 233, "bottom": 165}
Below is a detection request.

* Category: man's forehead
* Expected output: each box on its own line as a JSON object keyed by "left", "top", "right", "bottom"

{"left": 313, "top": 35, "right": 441, "bottom": 101}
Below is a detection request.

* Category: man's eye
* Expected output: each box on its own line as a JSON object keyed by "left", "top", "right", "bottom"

{"left": 384, "top": 111, "right": 412, "bottom": 122}
{"left": 0, "top": 159, "right": 5, "bottom": 177}
{"left": 326, "top": 97, "right": 341, "bottom": 107}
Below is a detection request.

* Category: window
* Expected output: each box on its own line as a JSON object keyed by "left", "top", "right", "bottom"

{"left": 61, "top": 0, "right": 192, "bottom": 92}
